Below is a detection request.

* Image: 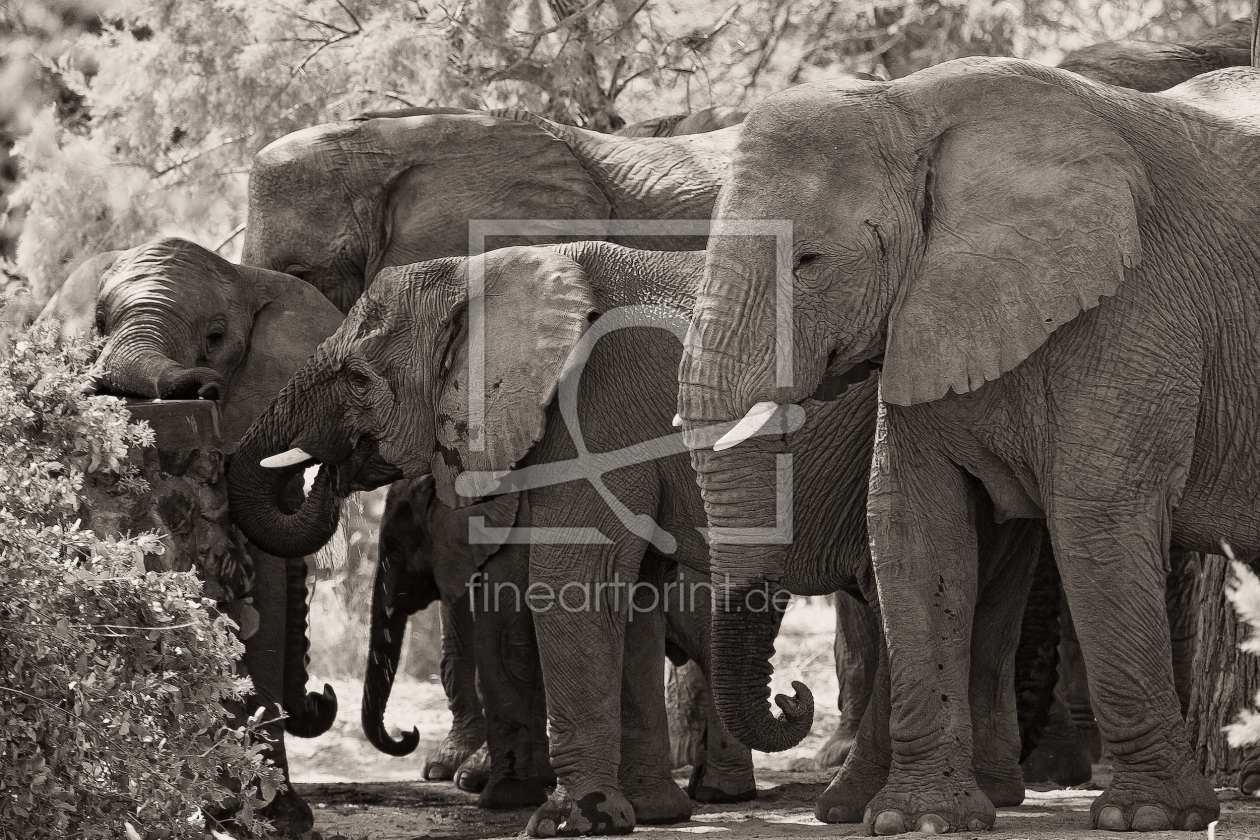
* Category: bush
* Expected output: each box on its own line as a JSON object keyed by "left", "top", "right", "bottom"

{"left": 0, "top": 319, "right": 280, "bottom": 840}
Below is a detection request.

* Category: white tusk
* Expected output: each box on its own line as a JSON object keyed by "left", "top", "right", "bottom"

{"left": 260, "top": 447, "right": 314, "bottom": 469}
{"left": 672, "top": 414, "right": 683, "bottom": 428}
{"left": 713, "top": 401, "right": 781, "bottom": 452}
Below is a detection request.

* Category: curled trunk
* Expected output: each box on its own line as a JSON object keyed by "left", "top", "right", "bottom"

{"left": 227, "top": 403, "right": 344, "bottom": 559}
{"left": 710, "top": 599, "right": 813, "bottom": 752}
{"left": 282, "top": 555, "right": 338, "bottom": 738}
{"left": 361, "top": 548, "right": 422, "bottom": 755}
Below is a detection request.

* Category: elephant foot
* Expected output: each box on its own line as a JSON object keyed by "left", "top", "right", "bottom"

{"left": 455, "top": 743, "right": 492, "bottom": 793}
{"left": 1020, "top": 732, "right": 1093, "bottom": 788}
{"left": 259, "top": 784, "right": 316, "bottom": 838}
{"left": 623, "top": 775, "right": 692, "bottom": 824}
{"left": 814, "top": 753, "right": 887, "bottom": 823}
{"left": 975, "top": 768, "right": 1025, "bottom": 808}
{"left": 526, "top": 784, "right": 635, "bottom": 837}
{"left": 1090, "top": 767, "right": 1218, "bottom": 831}
{"left": 686, "top": 760, "right": 756, "bottom": 803}
{"left": 480, "top": 776, "right": 551, "bottom": 809}
{"left": 862, "top": 777, "right": 995, "bottom": 836}
{"left": 424, "top": 733, "right": 485, "bottom": 782}
{"left": 813, "top": 728, "right": 857, "bottom": 770}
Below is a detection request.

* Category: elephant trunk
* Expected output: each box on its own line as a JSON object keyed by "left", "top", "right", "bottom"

{"left": 87, "top": 328, "right": 226, "bottom": 400}
{"left": 227, "top": 398, "right": 345, "bottom": 559}
{"left": 361, "top": 548, "right": 421, "bottom": 755}
{"left": 689, "top": 435, "right": 814, "bottom": 752}
{"left": 282, "top": 555, "right": 338, "bottom": 738}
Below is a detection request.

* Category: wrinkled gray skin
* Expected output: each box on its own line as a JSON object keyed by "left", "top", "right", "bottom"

{"left": 226, "top": 242, "right": 1062, "bottom": 837}
{"left": 1057, "top": 17, "right": 1251, "bottom": 92}
{"left": 364, "top": 475, "right": 758, "bottom": 810}
{"left": 80, "top": 237, "right": 346, "bottom": 835}
{"left": 240, "top": 109, "right": 736, "bottom": 314}
{"left": 614, "top": 106, "right": 748, "bottom": 137}
{"left": 677, "top": 58, "right": 1260, "bottom": 834}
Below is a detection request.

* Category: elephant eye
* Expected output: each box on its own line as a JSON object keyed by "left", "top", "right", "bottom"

{"left": 794, "top": 253, "right": 821, "bottom": 270}
{"left": 206, "top": 329, "right": 226, "bottom": 351}
{"left": 285, "top": 264, "right": 311, "bottom": 281}
{"left": 347, "top": 368, "right": 373, "bottom": 392}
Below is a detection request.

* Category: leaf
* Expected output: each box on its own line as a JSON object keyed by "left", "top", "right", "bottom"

{"left": 53, "top": 618, "right": 68, "bottom": 638}
{"left": 124, "top": 822, "right": 142, "bottom": 840}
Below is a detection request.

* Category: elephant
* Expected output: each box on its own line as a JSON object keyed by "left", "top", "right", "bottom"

{"left": 675, "top": 57, "right": 1260, "bottom": 833}
{"left": 364, "top": 474, "right": 761, "bottom": 809}
{"left": 614, "top": 106, "right": 748, "bottom": 137}
{"left": 239, "top": 108, "right": 737, "bottom": 315}
{"left": 1057, "top": 17, "right": 1251, "bottom": 92}
{"left": 225, "top": 241, "right": 1067, "bottom": 836}
{"left": 78, "top": 237, "right": 346, "bottom": 834}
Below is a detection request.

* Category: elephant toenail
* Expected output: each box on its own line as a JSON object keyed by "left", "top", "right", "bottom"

{"left": 1133, "top": 805, "right": 1171, "bottom": 831}
{"left": 969, "top": 817, "right": 989, "bottom": 830}
{"left": 916, "top": 814, "right": 949, "bottom": 833}
{"left": 1096, "top": 806, "right": 1127, "bottom": 831}
{"left": 826, "top": 807, "right": 845, "bottom": 823}
{"left": 873, "top": 810, "right": 907, "bottom": 835}
{"left": 1184, "top": 813, "right": 1207, "bottom": 831}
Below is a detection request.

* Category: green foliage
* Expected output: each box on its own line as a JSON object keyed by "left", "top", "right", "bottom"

{"left": 0, "top": 318, "right": 281, "bottom": 840}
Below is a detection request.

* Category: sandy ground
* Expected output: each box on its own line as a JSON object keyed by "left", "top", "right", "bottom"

{"left": 288, "top": 599, "right": 1260, "bottom": 839}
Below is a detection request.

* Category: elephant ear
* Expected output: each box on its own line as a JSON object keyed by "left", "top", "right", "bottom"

{"left": 429, "top": 490, "right": 522, "bottom": 598}
{"left": 219, "top": 265, "right": 348, "bottom": 446}
{"left": 879, "top": 94, "right": 1149, "bottom": 405}
{"left": 431, "top": 247, "right": 595, "bottom": 508}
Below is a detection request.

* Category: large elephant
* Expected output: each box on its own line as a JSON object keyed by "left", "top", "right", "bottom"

{"left": 240, "top": 109, "right": 737, "bottom": 314}
{"left": 1057, "top": 17, "right": 1251, "bottom": 91}
{"left": 78, "top": 237, "right": 345, "bottom": 834}
{"left": 226, "top": 241, "right": 1064, "bottom": 836}
{"left": 676, "top": 58, "right": 1260, "bottom": 834}
{"left": 614, "top": 106, "right": 748, "bottom": 137}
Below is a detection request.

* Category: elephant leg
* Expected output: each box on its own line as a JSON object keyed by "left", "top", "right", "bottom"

{"left": 425, "top": 600, "right": 488, "bottom": 781}
{"left": 1051, "top": 496, "right": 1217, "bottom": 832}
{"left": 241, "top": 547, "right": 314, "bottom": 837}
{"left": 468, "top": 543, "right": 553, "bottom": 809}
{"left": 617, "top": 561, "right": 691, "bottom": 825}
{"left": 968, "top": 519, "right": 1046, "bottom": 809}
{"left": 689, "top": 686, "right": 757, "bottom": 803}
{"left": 1166, "top": 546, "right": 1200, "bottom": 719}
{"left": 815, "top": 613, "right": 892, "bottom": 824}
{"left": 662, "top": 566, "right": 756, "bottom": 804}
{"left": 814, "top": 591, "right": 878, "bottom": 770}
{"left": 524, "top": 535, "right": 643, "bottom": 837}
{"left": 1021, "top": 681, "right": 1095, "bottom": 787}
{"left": 1056, "top": 596, "right": 1101, "bottom": 763}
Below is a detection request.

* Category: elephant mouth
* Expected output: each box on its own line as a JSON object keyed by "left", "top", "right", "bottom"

{"left": 269, "top": 436, "right": 405, "bottom": 494}
{"left": 807, "top": 353, "right": 882, "bottom": 402}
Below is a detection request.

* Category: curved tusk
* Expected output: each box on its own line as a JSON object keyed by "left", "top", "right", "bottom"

{"left": 260, "top": 447, "right": 315, "bottom": 469}
{"left": 713, "top": 401, "right": 781, "bottom": 452}
{"left": 672, "top": 413, "right": 683, "bottom": 428}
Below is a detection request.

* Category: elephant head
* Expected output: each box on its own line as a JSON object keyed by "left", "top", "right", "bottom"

{"left": 363, "top": 475, "right": 518, "bottom": 755}
{"left": 240, "top": 111, "right": 736, "bottom": 314}
{"left": 676, "top": 58, "right": 1149, "bottom": 752}
{"left": 84, "top": 237, "right": 346, "bottom": 443}
{"left": 227, "top": 245, "right": 602, "bottom": 558}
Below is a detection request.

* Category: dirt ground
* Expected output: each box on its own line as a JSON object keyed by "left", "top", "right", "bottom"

{"left": 289, "top": 600, "right": 1260, "bottom": 839}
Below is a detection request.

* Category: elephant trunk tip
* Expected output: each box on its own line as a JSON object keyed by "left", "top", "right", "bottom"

{"left": 283, "top": 683, "right": 338, "bottom": 738}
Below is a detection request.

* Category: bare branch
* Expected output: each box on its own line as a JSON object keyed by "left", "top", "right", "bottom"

{"left": 213, "top": 223, "right": 247, "bottom": 254}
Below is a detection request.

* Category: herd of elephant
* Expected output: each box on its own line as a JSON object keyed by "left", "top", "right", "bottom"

{"left": 35, "top": 15, "right": 1260, "bottom": 838}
